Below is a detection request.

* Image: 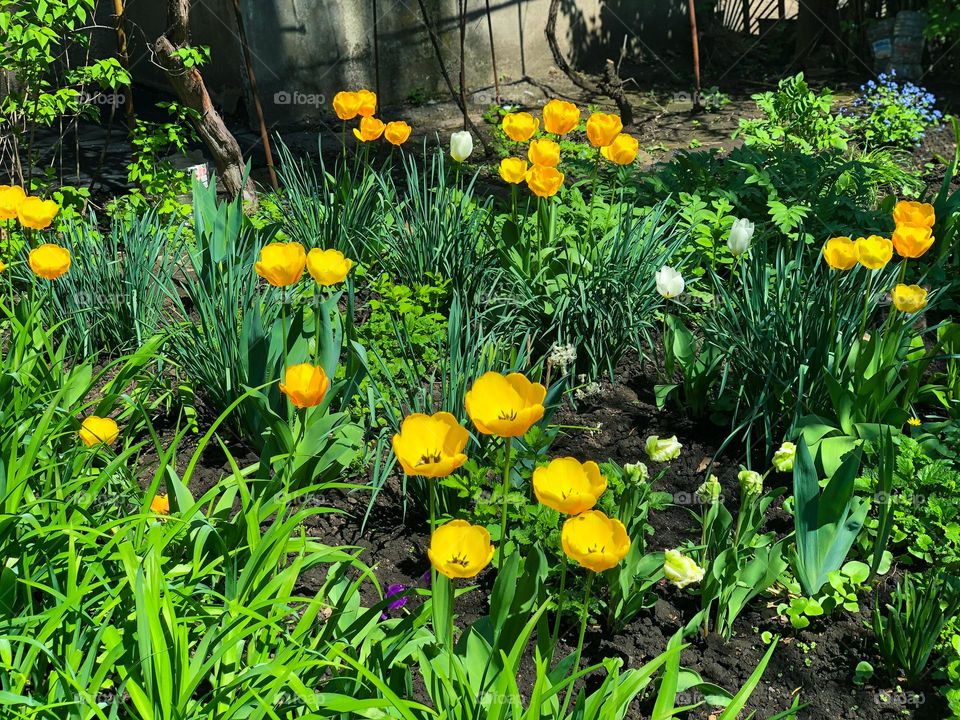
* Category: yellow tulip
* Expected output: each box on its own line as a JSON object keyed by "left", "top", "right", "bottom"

{"left": 855, "top": 235, "right": 893, "bottom": 270}
{"left": 0, "top": 260, "right": 6, "bottom": 273}
{"left": 28, "top": 243, "right": 71, "bottom": 280}
{"left": 600, "top": 133, "right": 639, "bottom": 165}
{"left": 332, "top": 91, "right": 362, "bottom": 121}
{"left": 465, "top": 371, "right": 546, "bottom": 438}
{"left": 542, "top": 99, "right": 580, "bottom": 135}
{"left": 150, "top": 494, "right": 170, "bottom": 515}
{"left": 892, "top": 225, "right": 934, "bottom": 259}
{"left": 502, "top": 112, "right": 539, "bottom": 142}
{"left": 822, "top": 236, "right": 858, "bottom": 271}
{"left": 79, "top": 416, "right": 120, "bottom": 447}
{"left": 384, "top": 120, "right": 412, "bottom": 146}
{"left": 17, "top": 196, "right": 59, "bottom": 230}
{"left": 353, "top": 116, "right": 386, "bottom": 142}
{"left": 533, "top": 457, "right": 607, "bottom": 515}
{"left": 585, "top": 112, "right": 622, "bottom": 148}
{"left": 307, "top": 248, "right": 353, "bottom": 286}
{"left": 891, "top": 284, "right": 928, "bottom": 313}
{"left": 392, "top": 412, "right": 469, "bottom": 478}
{"left": 561, "top": 510, "right": 630, "bottom": 572}
{"left": 527, "top": 138, "right": 560, "bottom": 168}
{"left": 356, "top": 89, "right": 377, "bottom": 117}
{"left": 893, "top": 200, "right": 935, "bottom": 228}
{"left": 428, "top": 519, "right": 494, "bottom": 579}
{"left": 0, "top": 185, "right": 26, "bottom": 220}
{"left": 498, "top": 157, "right": 528, "bottom": 184}
{"left": 255, "top": 242, "right": 306, "bottom": 287}
{"left": 279, "top": 363, "right": 330, "bottom": 408}
{"left": 525, "top": 165, "right": 564, "bottom": 198}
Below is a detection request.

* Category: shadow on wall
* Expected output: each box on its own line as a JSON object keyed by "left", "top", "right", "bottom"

{"left": 559, "top": 0, "right": 692, "bottom": 73}
{"left": 242, "top": 0, "right": 694, "bottom": 122}
{"left": 245, "top": 0, "right": 354, "bottom": 118}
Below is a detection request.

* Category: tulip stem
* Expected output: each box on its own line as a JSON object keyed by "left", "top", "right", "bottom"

{"left": 586, "top": 151, "right": 601, "bottom": 235}
{"left": 560, "top": 572, "right": 594, "bottom": 718}
{"left": 860, "top": 272, "right": 874, "bottom": 339}
{"left": 550, "top": 554, "right": 568, "bottom": 656}
{"left": 447, "top": 579, "right": 456, "bottom": 683}
{"left": 281, "top": 295, "right": 290, "bottom": 421}
{"left": 314, "top": 288, "right": 321, "bottom": 365}
{"left": 429, "top": 476, "right": 436, "bottom": 532}
{"left": 498, "top": 438, "right": 513, "bottom": 562}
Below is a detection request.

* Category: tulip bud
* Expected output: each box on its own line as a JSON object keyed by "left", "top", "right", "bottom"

{"left": 727, "top": 218, "right": 755, "bottom": 256}
{"left": 738, "top": 469, "right": 763, "bottom": 497}
{"left": 624, "top": 462, "right": 649, "bottom": 484}
{"left": 450, "top": 131, "right": 473, "bottom": 162}
{"left": 645, "top": 434, "right": 682, "bottom": 462}
{"left": 655, "top": 266, "right": 685, "bottom": 299}
{"left": 772, "top": 441, "right": 796, "bottom": 472}
{"left": 697, "top": 475, "right": 721, "bottom": 503}
{"left": 663, "top": 549, "right": 704, "bottom": 589}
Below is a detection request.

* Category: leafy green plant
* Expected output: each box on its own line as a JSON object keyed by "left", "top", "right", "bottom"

{"left": 789, "top": 438, "right": 866, "bottom": 596}
{"left": 736, "top": 73, "right": 851, "bottom": 153}
{"left": 601, "top": 462, "right": 670, "bottom": 632}
{"left": 696, "top": 472, "right": 788, "bottom": 639}
{"left": 274, "top": 136, "right": 385, "bottom": 259}
{"left": 489, "top": 200, "right": 684, "bottom": 379}
{"left": 354, "top": 270, "right": 449, "bottom": 417}
{"left": 32, "top": 209, "right": 185, "bottom": 356}
{"left": 849, "top": 73, "right": 942, "bottom": 149}
{"left": 0, "top": 0, "right": 131, "bottom": 185}
{"left": 657, "top": 313, "right": 724, "bottom": 418}
{"left": 113, "top": 102, "right": 200, "bottom": 218}
{"left": 703, "top": 240, "right": 881, "bottom": 460}
{"left": 874, "top": 572, "right": 960, "bottom": 685}
{"left": 857, "top": 434, "right": 960, "bottom": 572}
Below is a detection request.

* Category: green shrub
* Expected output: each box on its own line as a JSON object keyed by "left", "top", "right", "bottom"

{"left": 736, "top": 73, "right": 851, "bottom": 153}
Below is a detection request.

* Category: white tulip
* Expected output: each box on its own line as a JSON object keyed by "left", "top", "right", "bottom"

{"left": 450, "top": 131, "right": 473, "bottom": 162}
{"left": 645, "top": 434, "right": 682, "bottom": 462}
{"left": 663, "top": 549, "right": 704, "bottom": 589}
{"left": 655, "top": 266, "right": 684, "bottom": 299}
{"left": 727, "top": 218, "right": 755, "bottom": 256}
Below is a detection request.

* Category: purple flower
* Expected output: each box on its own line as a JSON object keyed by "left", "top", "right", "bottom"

{"left": 381, "top": 583, "right": 408, "bottom": 620}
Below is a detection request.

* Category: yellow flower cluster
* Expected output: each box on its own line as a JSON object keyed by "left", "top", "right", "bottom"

{"left": 498, "top": 100, "right": 638, "bottom": 198}
{"left": 822, "top": 201, "right": 936, "bottom": 315}
{"left": 0, "top": 185, "right": 59, "bottom": 230}
{"left": 255, "top": 242, "right": 353, "bottom": 288}
{"left": 535, "top": 456, "right": 630, "bottom": 573}
{"left": 394, "top": 369, "right": 630, "bottom": 578}
{"left": 253, "top": 242, "right": 351, "bottom": 409}
{"left": 332, "top": 90, "right": 411, "bottom": 146}
{"left": 2, "top": 186, "right": 70, "bottom": 280}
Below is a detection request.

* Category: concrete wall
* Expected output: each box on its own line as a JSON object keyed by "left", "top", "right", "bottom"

{"left": 100, "top": 0, "right": 692, "bottom": 126}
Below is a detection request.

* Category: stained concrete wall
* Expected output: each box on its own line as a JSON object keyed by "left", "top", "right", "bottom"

{"left": 98, "top": 0, "right": 691, "bottom": 126}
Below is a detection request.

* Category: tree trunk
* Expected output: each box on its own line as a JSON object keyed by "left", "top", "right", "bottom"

{"left": 545, "top": 0, "right": 633, "bottom": 125}
{"left": 154, "top": 0, "right": 256, "bottom": 203}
